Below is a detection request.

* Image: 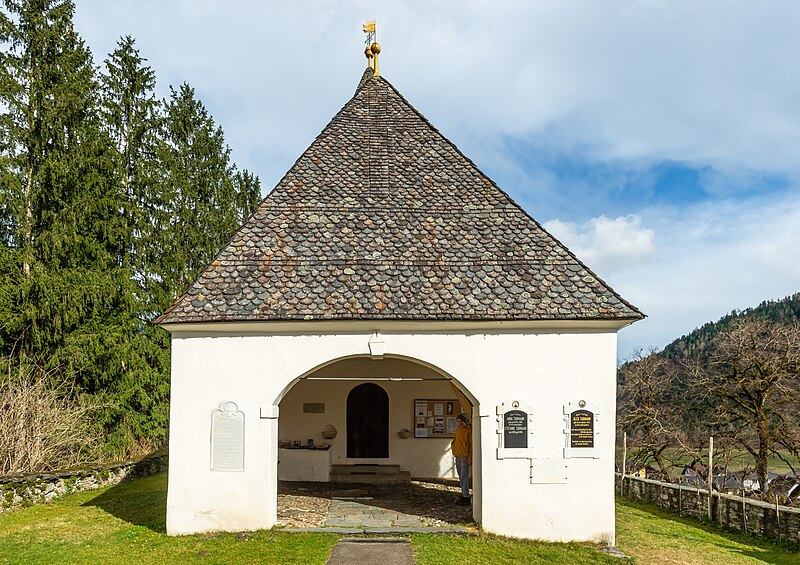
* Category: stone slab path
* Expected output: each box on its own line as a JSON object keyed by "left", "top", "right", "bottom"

{"left": 322, "top": 496, "right": 469, "bottom": 532}
{"left": 279, "top": 480, "right": 475, "bottom": 534}
{"left": 326, "top": 537, "right": 414, "bottom": 565}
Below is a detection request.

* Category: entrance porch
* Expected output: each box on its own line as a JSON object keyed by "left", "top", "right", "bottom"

{"left": 277, "top": 355, "right": 473, "bottom": 483}
{"left": 276, "top": 478, "right": 475, "bottom": 533}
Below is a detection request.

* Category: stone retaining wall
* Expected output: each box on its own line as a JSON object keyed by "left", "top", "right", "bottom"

{"left": 618, "top": 474, "right": 800, "bottom": 543}
{"left": 0, "top": 453, "right": 167, "bottom": 512}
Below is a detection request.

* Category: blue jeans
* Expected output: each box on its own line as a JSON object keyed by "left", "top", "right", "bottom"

{"left": 455, "top": 456, "right": 470, "bottom": 498}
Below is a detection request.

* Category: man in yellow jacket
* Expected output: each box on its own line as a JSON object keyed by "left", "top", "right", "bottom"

{"left": 451, "top": 413, "right": 472, "bottom": 505}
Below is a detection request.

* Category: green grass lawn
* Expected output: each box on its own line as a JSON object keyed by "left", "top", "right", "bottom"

{"left": 0, "top": 474, "right": 336, "bottom": 564}
{"left": 0, "top": 472, "right": 797, "bottom": 564}
{"left": 615, "top": 500, "right": 799, "bottom": 565}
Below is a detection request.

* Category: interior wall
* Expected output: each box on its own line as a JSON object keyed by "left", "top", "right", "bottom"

{"left": 279, "top": 377, "right": 460, "bottom": 478}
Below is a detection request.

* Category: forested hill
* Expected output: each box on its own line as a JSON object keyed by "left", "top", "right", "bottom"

{"left": 662, "top": 293, "right": 800, "bottom": 359}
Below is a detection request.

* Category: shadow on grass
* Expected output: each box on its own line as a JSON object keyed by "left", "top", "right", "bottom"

{"left": 619, "top": 498, "right": 800, "bottom": 565}
{"left": 82, "top": 472, "right": 168, "bottom": 533}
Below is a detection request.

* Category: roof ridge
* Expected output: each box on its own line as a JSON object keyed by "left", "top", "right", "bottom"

{"left": 369, "top": 75, "right": 646, "bottom": 320}
{"left": 207, "top": 259, "right": 590, "bottom": 266}
{"left": 355, "top": 66, "right": 375, "bottom": 93}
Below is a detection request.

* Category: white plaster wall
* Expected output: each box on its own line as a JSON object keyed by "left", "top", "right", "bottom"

{"left": 279, "top": 379, "right": 459, "bottom": 478}
{"left": 166, "top": 340, "right": 278, "bottom": 535}
{"left": 166, "top": 328, "right": 618, "bottom": 543}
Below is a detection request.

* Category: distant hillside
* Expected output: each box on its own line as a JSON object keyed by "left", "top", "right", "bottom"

{"left": 662, "top": 293, "right": 800, "bottom": 360}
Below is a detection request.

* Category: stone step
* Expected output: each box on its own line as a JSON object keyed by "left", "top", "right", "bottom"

{"left": 331, "top": 464, "right": 401, "bottom": 475}
{"left": 329, "top": 471, "right": 411, "bottom": 484}
{"left": 330, "top": 464, "right": 411, "bottom": 484}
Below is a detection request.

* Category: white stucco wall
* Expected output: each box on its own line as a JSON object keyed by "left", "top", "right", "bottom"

{"left": 165, "top": 324, "right": 620, "bottom": 542}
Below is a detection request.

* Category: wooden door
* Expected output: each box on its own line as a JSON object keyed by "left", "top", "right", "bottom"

{"left": 346, "top": 383, "right": 389, "bottom": 458}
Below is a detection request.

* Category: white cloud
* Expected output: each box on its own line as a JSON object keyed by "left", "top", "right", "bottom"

{"left": 544, "top": 216, "right": 657, "bottom": 273}
{"left": 74, "top": 1, "right": 800, "bottom": 186}
{"left": 542, "top": 195, "right": 800, "bottom": 361}
{"left": 613, "top": 195, "right": 800, "bottom": 358}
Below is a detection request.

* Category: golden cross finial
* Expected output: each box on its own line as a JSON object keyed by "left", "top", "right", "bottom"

{"left": 363, "top": 19, "right": 381, "bottom": 76}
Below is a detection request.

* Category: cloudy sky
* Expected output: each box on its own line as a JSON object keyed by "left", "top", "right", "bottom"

{"left": 74, "top": 1, "right": 800, "bottom": 361}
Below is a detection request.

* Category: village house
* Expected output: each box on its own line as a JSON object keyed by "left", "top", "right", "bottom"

{"left": 157, "top": 40, "right": 643, "bottom": 542}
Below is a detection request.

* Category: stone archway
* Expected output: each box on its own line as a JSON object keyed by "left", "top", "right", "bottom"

{"left": 273, "top": 354, "right": 482, "bottom": 520}
{"left": 274, "top": 353, "right": 479, "bottom": 481}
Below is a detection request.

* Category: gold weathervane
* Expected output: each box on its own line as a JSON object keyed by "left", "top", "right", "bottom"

{"left": 363, "top": 19, "right": 381, "bottom": 76}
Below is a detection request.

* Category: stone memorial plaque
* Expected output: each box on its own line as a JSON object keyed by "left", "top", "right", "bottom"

{"left": 563, "top": 400, "right": 600, "bottom": 459}
{"left": 496, "top": 400, "right": 535, "bottom": 459}
{"left": 211, "top": 401, "right": 245, "bottom": 472}
{"left": 569, "top": 409, "right": 594, "bottom": 448}
{"left": 503, "top": 410, "right": 528, "bottom": 449}
{"left": 303, "top": 403, "right": 325, "bottom": 414}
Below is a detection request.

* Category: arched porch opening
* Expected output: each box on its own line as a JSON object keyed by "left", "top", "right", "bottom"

{"left": 274, "top": 354, "right": 480, "bottom": 513}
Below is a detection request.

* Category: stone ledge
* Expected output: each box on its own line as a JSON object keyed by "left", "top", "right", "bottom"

{"left": 0, "top": 452, "right": 168, "bottom": 512}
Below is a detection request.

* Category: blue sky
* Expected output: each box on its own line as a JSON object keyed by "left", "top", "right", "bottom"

{"left": 74, "top": 1, "right": 800, "bottom": 360}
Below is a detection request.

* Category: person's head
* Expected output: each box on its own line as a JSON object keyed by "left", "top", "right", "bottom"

{"left": 456, "top": 414, "right": 469, "bottom": 428}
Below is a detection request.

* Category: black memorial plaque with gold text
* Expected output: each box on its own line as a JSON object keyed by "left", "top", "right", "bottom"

{"left": 569, "top": 409, "right": 594, "bottom": 448}
{"left": 503, "top": 409, "right": 528, "bottom": 449}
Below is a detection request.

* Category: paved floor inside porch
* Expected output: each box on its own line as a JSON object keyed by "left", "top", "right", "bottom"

{"left": 277, "top": 479, "right": 476, "bottom": 534}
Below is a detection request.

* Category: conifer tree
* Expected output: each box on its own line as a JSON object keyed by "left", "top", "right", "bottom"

{"left": 99, "top": 35, "right": 160, "bottom": 275}
{"left": 155, "top": 83, "right": 242, "bottom": 303}
{"left": 232, "top": 167, "right": 261, "bottom": 223}
{"left": 0, "top": 0, "right": 124, "bottom": 374}
{"left": 98, "top": 35, "right": 169, "bottom": 455}
{"left": 1, "top": 3, "right": 261, "bottom": 461}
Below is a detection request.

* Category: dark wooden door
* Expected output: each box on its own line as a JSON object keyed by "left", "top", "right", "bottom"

{"left": 347, "top": 383, "right": 389, "bottom": 458}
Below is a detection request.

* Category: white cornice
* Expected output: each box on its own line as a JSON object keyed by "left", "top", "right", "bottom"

{"left": 161, "top": 318, "right": 636, "bottom": 336}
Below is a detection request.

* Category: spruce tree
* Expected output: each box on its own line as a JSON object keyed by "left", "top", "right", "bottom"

{"left": 0, "top": 1, "right": 164, "bottom": 460}
{"left": 1, "top": 3, "right": 261, "bottom": 461}
{"left": 99, "top": 35, "right": 160, "bottom": 274}
{"left": 232, "top": 167, "right": 261, "bottom": 223}
{"left": 155, "top": 83, "right": 244, "bottom": 303}
{"left": 98, "top": 35, "right": 169, "bottom": 455}
{"left": 0, "top": 0, "right": 123, "bottom": 371}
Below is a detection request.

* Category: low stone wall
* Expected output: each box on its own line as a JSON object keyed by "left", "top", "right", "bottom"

{"left": 0, "top": 453, "right": 167, "bottom": 512}
{"left": 618, "top": 474, "right": 800, "bottom": 543}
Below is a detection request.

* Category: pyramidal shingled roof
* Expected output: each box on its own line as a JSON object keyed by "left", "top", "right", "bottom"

{"left": 157, "top": 68, "right": 643, "bottom": 325}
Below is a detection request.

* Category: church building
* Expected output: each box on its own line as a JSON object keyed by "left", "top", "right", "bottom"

{"left": 157, "top": 34, "right": 643, "bottom": 542}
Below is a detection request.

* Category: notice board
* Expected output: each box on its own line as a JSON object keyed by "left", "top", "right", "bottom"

{"left": 414, "top": 399, "right": 459, "bottom": 438}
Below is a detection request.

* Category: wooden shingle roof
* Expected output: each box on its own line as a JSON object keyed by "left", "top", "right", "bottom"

{"left": 157, "top": 68, "right": 643, "bottom": 325}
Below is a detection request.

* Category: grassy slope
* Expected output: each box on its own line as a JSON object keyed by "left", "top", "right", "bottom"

{"left": 0, "top": 473, "right": 336, "bottom": 564}
{"left": 616, "top": 501, "right": 799, "bottom": 565}
{"left": 0, "top": 473, "right": 797, "bottom": 564}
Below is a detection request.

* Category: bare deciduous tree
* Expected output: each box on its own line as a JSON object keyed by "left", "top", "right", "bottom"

{"left": 691, "top": 319, "right": 800, "bottom": 494}
{"left": 617, "top": 348, "right": 691, "bottom": 481}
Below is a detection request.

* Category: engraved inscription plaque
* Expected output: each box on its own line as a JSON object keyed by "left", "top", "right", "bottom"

{"left": 303, "top": 403, "right": 325, "bottom": 414}
{"left": 569, "top": 409, "right": 594, "bottom": 448}
{"left": 563, "top": 400, "right": 601, "bottom": 458}
{"left": 503, "top": 410, "right": 528, "bottom": 449}
{"left": 211, "top": 401, "right": 245, "bottom": 472}
{"left": 496, "top": 400, "right": 535, "bottom": 459}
